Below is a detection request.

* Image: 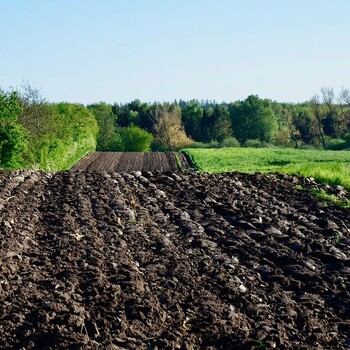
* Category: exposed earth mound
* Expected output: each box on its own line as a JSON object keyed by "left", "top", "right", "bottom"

{"left": 1, "top": 170, "right": 350, "bottom": 349}
{"left": 71, "top": 152, "right": 190, "bottom": 172}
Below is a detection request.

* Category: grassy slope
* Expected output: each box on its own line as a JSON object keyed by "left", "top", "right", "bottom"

{"left": 182, "top": 148, "right": 350, "bottom": 190}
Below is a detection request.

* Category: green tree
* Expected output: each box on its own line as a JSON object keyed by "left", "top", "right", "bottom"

{"left": 88, "top": 102, "right": 120, "bottom": 151}
{"left": 211, "top": 104, "right": 232, "bottom": 142}
{"left": 119, "top": 125, "right": 153, "bottom": 152}
{"left": 230, "top": 95, "right": 277, "bottom": 143}
{"left": 200, "top": 104, "right": 232, "bottom": 143}
{"left": 182, "top": 101, "right": 203, "bottom": 141}
{"left": 0, "top": 90, "right": 27, "bottom": 168}
{"left": 310, "top": 96, "right": 326, "bottom": 148}
{"left": 18, "top": 82, "right": 52, "bottom": 136}
{"left": 292, "top": 106, "right": 317, "bottom": 146}
{"left": 320, "top": 87, "right": 347, "bottom": 139}
{"left": 113, "top": 99, "right": 153, "bottom": 131}
{"left": 152, "top": 103, "right": 192, "bottom": 150}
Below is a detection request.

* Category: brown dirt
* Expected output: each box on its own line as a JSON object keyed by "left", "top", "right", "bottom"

{"left": 71, "top": 152, "right": 190, "bottom": 172}
{"left": 0, "top": 169, "right": 350, "bottom": 349}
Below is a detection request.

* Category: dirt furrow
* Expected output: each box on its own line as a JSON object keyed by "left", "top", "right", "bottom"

{"left": 1, "top": 170, "right": 350, "bottom": 349}
{"left": 72, "top": 152, "right": 189, "bottom": 173}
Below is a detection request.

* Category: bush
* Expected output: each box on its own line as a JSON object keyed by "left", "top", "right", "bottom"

{"left": 326, "top": 137, "right": 348, "bottom": 150}
{"left": 21, "top": 102, "right": 98, "bottom": 170}
{"left": 219, "top": 137, "right": 240, "bottom": 148}
{"left": 102, "top": 134, "right": 122, "bottom": 151}
{"left": 273, "top": 127, "right": 293, "bottom": 147}
{"left": 0, "top": 124, "right": 27, "bottom": 168}
{"left": 343, "top": 133, "right": 350, "bottom": 144}
{"left": 119, "top": 125, "right": 153, "bottom": 152}
{"left": 0, "top": 90, "right": 27, "bottom": 169}
{"left": 243, "top": 139, "right": 264, "bottom": 148}
{"left": 151, "top": 141, "right": 168, "bottom": 152}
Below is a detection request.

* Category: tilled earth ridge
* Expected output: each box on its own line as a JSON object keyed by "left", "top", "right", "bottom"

{"left": 0, "top": 171, "right": 350, "bottom": 350}
{"left": 71, "top": 152, "right": 190, "bottom": 172}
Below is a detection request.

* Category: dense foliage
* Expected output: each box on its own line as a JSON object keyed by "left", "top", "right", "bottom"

{"left": 119, "top": 126, "right": 153, "bottom": 152}
{"left": 88, "top": 87, "right": 350, "bottom": 152}
{"left": 1, "top": 84, "right": 350, "bottom": 170}
{"left": 0, "top": 86, "right": 98, "bottom": 170}
{"left": 0, "top": 90, "right": 27, "bottom": 168}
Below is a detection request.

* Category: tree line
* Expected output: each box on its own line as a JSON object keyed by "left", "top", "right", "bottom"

{"left": 0, "top": 84, "right": 98, "bottom": 170}
{"left": 89, "top": 87, "right": 350, "bottom": 152}
{"left": 1, "top": 84, "right": 350, "bottom": 170}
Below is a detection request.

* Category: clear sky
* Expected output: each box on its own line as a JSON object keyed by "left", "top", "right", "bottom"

{"left": 1, "top": 0, "right": 349, "bottom": 104}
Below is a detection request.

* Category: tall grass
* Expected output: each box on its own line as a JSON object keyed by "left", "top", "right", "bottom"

{"left": 182, "top": 148, "right": 350, "bottom": 190}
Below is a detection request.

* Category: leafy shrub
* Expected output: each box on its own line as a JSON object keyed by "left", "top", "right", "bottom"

{"left": 21, "top": 102, "right": 98, "bottom": 170}
{"left": 0, "top": 90, "right": 27, "bottom": 169}
{"left": 273, "top": 127, "right": 293, "bottom": 147}
{"left": 119, "top": 125, "right": 153, "bottom": 152}
{"left": 87, "top": 102, "right": 119, "bottom": 151}
{"left": 102, "top": 134, "right": 122, "bottom": 151}
{"left": 326, "top": 137, "right": 348, "bottom": 150}
{"left": 219, "top": 137, "right": 240, "bottom": 148}
{"left": 343, "top": 133, "right": 350, "bottom": 144}
{"left": 243, "top": 139, "right": 264, "bottom": 148}
{"left": 151, "top": 142, "right": 168, "bottom": 152}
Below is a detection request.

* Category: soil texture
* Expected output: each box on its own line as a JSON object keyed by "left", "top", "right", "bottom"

{"left": 0, "top": 169, "right": 350, "bottom": 349}
{"left": 71, "top": 152, "right": 190, "bottom": 172}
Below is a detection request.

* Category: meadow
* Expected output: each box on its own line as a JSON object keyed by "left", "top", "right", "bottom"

{"left": 182, "top": 147, "right": 350, "bottom": 191}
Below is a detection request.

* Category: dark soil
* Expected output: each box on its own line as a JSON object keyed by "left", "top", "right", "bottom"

{"left": 1, "top": 169, "right": 350, "bottom": 349}
{"left": 71, "top": 152, "right": 190, "bottom": 172}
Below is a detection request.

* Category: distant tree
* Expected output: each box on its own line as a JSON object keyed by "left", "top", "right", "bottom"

{"left": 210, "top": 104, "right": 232, "bottom": 142}
{"left": 119, "top": 125, "right": 153, "bottom": 152}
{"left": 87, "top": 102, "right": 119, "bottom": 151}
{"left": 310, "top": 95, "right": 326, "bottom": 148}
{"left": 0, "top": 89, "right": 27, "bottom": 168}
{"left": 19, "top": 82, "right": 53, "bottom": 136}
{"left": 199, "top": 105, "right": 232, "bottom": 143}
{"left": 182, "top": 101, "right": 203, "bottom": 141}
{"left": 292, "top": 106, "right": 318, "bottom": 146}
{"left": 320, "top": 87, "right": 347, "bottom": 138}
{"left": 339, "top": 87, "right": 350, "bottom": 131}
{"left": 278, "top": 106, "right": 300, "bottom": 148}
{"left": 112, "top": 100, "right": 153, "bottom": 131}
{"left": 230, "top": 95, "right": 277, "bottom": 143}
{"left": 340, "top": 87, "right": 350, "bottom": 105}
{"left": 152, "top": 103, "right": 192, "bottom": 150}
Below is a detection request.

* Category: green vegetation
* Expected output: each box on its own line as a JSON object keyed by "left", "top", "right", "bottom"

{"left": 309, "top": 189, "right": 350, "bottom": 208}
{"left": 295, "top": 185, "right": 350, "bottom": 209}
{"left": 0, "top": 90, "right": 27, "bottom": 168}
{"left": 1, "top": 83, "right": 350, "bottom": 171}
{"left": 119, "top": 126, "right": 153, "bottom": 152}
{"left": 86, "top": 87, "right": 350, "bottom": 152}
{"left": 1, "top": 85, "right": 98, "bottom": 170}
{"left": 152, "top": 103, "right": 193, "bottom": 150}
{"left": 87, "top": 102, "right": 119, "bottom": 151}
{"left": 182, "top": 147, "right": 350, "bottom": 190}
{"left": 230, "top": 95, "right": 277, "bottom": 143}
{"left": 21, "top": 101, "right": 98, "bottom": 171}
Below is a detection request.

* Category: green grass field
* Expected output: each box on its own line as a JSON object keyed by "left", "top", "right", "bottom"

{"left": 182, "top": 148, "right": 350, "bottom": 191}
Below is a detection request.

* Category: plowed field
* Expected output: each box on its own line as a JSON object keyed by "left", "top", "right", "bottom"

{"left": 1, "top": 169, "right": 350, "bottom": 349}
{"left": 71, "top": 152, "right": 190, "bottom": 172}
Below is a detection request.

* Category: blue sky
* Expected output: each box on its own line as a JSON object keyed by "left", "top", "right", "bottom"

{"left": 1, "top": 0, "right": 349, "bottom": 104}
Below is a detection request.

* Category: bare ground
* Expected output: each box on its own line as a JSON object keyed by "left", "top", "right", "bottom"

{"left": 0, "top": 167, "right": 350, "bottom": 349}
{"left": 71, "top": 152, "right": 190, "bottom": 172}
